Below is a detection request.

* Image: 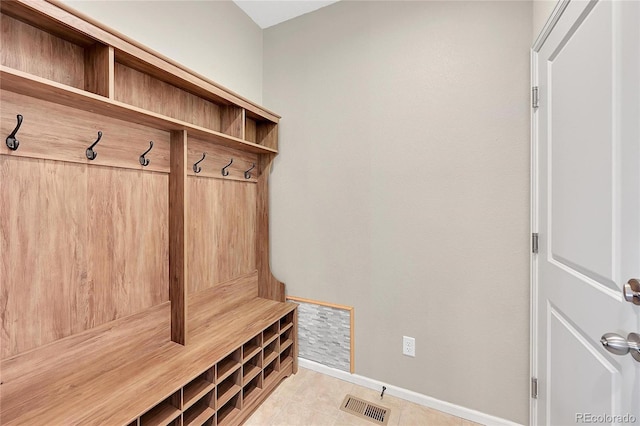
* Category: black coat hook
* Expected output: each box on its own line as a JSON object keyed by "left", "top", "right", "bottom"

{"left": 6, "top": 114, "right": 23, "bottom": 151}
{"left": 244, "top": 163, "right": 255, "bottom": 179}
{"left": 139, "top": 141, "right": 154, "bottom": 166}
{"left": 193, "top": 152, "right": 206, "bottom": 173}
{"left": 222, "top": 158, "right": 233, "bottom": 177}
{"left": 86, "top": 131, "right": 102, "bottom": 160}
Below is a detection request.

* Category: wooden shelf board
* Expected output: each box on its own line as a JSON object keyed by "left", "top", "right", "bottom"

{"left": 140, "top": 401, "right": 180, "bottom": 426}
{"left": 280, "top": 339, "right": 293, "bottom": 352}
{"left": 217, "top": 359, "right": 241, "bottom": 383}
{"left": 279, "top": 322, "right": 293, "bottom": 334}
{"left": 183, "top": 403, "right": 215, "bottom": 426}
{"left": 242, "top": 364, "right": 261, "bottom": 384}
{"left": 0, "top": 66, "right": 278, "bottom": 155}
{"left": 243, "top": 344, "right": 261, "bottom": 362}
{"left": 183, "top": 378, "right": 215, "bottom": 411}
{"left": 263, "top": 350, "right": 278, "bottom": 366}
{"left": 217, "top": 382, "right": 241, "bottom": 408}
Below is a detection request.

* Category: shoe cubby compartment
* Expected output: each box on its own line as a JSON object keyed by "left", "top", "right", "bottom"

{"left": 242, "top": 350, "right": 262, "bottom": 385}
{"left": 279, "top": 312, "right": 294, "bottom": 332}
{"left": 263, "top": 321, "right": 279, "bottom": 346}
{"left": 242, "top": 334, "right": 262, "bottom": 363}
{"left": 183, "top": 368, "right": 215, "bottom": 411}
{"left": 263, "top": 357, "right": 279, "bottom": 388}
{"left": 263, "top": 337, "right": 279, "bottom": 367}
{"left": 216, "top": 348, "right": 241, "bottom": 383}
{"left": 242, "top": 374, "right": 263, "bottom": 407}
{"left": 280, "top": 343, "right": 294, "bottom": 370}
{"left": 279, "top": 325, "right": 294, "bottom": 352}
{"left": 216, "top": 369, "right": 241, "bottom": 408}
{"left": 182, "top": 389, "right": 215, "bottom": 426}
{"left": 139, "top": 390, "right": 181, "bottom": 426}
{"left": 216, "top": 393, "right": 241, "bottom": 426}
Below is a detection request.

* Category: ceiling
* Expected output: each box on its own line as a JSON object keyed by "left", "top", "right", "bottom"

{"left": 233, "top": 0, "right": 340, "bottom": 29}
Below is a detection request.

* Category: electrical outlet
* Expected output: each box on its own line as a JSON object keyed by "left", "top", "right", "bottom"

{"left": 403, "top": 336, "right": 415, "bottom": 357}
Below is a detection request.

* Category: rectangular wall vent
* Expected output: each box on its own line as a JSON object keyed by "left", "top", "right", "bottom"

{"left": 340, "top": 394, "right": 389, "bottom": 425}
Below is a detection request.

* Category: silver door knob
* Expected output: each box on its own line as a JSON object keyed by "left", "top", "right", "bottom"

{"left": 623, "top": 278, "right": 640, "bottom": 305}
{"left": 601, "top": 332, "right": 640, "bottom": 362}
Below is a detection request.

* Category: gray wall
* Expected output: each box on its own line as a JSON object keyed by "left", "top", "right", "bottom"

{"left": 263, "top": 1, "right": 532, "bottom": 423}
{"left": 61, "top": 0, "right": 263, "bottom": 103}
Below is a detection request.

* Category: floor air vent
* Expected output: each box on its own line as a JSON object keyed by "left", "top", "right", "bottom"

{"left": 340, "top": 394, "right": 390, "bottom": 425}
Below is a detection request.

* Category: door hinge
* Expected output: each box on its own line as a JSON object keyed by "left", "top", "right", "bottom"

{"left": 532, "top": 233, "right": 539, "bottom": 254}
{"left": 531, "top": 377, "right": 538, "bottom": 399}
{"left": 532, "top": 86, "right": 539, "bottom": 109}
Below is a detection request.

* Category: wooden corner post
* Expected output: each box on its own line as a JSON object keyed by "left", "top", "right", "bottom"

{"left": 169, "top": 130, "right": 188, "bottom": 344}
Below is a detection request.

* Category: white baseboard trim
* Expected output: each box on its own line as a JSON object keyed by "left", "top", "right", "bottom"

{"left": 298, "top": 358, "right": 522, "bottom": 426}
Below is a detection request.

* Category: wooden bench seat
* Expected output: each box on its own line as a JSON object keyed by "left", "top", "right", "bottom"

{"left": 0, "top": 272, "right": 297, "bottom": 426}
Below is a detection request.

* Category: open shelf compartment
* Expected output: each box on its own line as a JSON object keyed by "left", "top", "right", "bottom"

{"left": 216, "top": 348, "right": 241, "bottom": 383}
{"left": 242, "top": 374, "right": 263, "bottom": 407}
{"left": 263, "top": 338, "right": 279, "bottom": 367}
{"left": 262, "top": 321, "right": 279, "bottom": 346}
{"left": 242, "top": 351, "right": 262, "bottom": 385}
{"left": 183, "top": 367, "right": 215, "bottom": 411}
{"left": 139, "top": 390, "right": 181, "bottom": 426}
{"left": 216, "top": 369, "right": 241, "bottom": 408}
{"left": 263, "top": 357, "right": 279, "bottom": 388}
{"left": 216, "top": 393, "right": 241, "bottom": 426}
{"left": 182, "top": 390, "right": 215, "bottom": 426}
{"left": 0, "top": 9, "right": 111, "bottom": 98}
{"left": 242, "top": 334, "right": 262, "bottom": 363}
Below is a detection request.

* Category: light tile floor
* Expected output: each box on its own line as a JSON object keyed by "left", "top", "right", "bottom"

{"left": 245, "top": 367, "right": 484, "bottom": 426}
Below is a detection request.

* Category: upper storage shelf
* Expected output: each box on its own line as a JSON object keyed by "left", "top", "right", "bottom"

{"left": 0, "top": 0, "right": 279, "bottom": 154}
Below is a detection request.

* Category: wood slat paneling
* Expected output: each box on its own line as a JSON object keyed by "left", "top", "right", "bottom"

{"left": 188, "top": 177, "right": 257, "bottom": 293}
{"left": 0, "top": 156, "right": 169, "bottom": 358}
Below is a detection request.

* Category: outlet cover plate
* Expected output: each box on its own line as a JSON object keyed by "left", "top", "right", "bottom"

{"left": 403, "top": 336, "right": 415, "bottom": 357}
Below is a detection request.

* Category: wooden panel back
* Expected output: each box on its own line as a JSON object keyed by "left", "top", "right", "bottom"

{"left": 0, "top": 156, "right": 169, "bottom": 359}
{"left": 1, "top": 90, "right": 171, "bottom": 172}
{"left": 187, "top": 176, "right": 257, "bottom": 293}
{"left": 115, "top": 63, "right": 240, "bottom": 134}
{"left": 1, "top": 13, "right": 85, "bottom": 89}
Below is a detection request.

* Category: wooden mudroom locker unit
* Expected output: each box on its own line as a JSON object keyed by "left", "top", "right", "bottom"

{"left": 0, "top": 1, "right": 298, "bottom": 425}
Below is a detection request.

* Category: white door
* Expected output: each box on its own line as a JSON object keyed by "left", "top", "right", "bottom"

{"left": 532, "top": 0, "right": 640, "bottom": 425}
